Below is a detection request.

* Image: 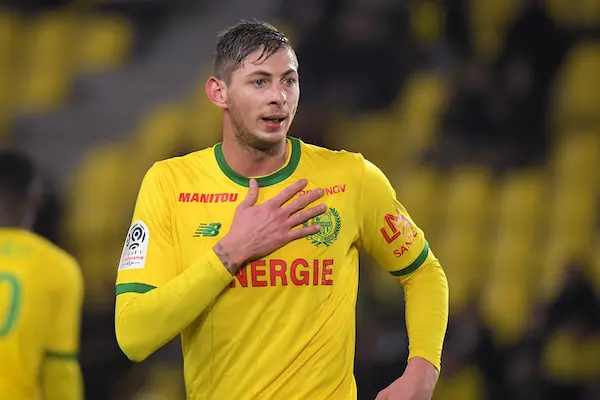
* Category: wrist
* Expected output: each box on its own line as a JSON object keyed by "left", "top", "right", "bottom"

{"left": 406, "top": 357, "right": 439, "bottom": 389}
{"left": 213, "top": 236, "right": 248, "bottom": 275}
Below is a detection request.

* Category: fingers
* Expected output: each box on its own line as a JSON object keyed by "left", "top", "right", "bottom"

{"left": 374, "top": 390, "right": 388, "bottom": 400}
{"left": 288, "top": 204, "right": 327, "bottom": 228}
{"left": 267, "top": 179, "right": 308, "bottom": 208}
{"left": 282, "top": 187, "right": 324, "bottom": 215}
{"left": 239, "top": 179, "right": 259, "bottom": 208}
{"left": 287, "top": 223, "right": 322, "bottom": 242}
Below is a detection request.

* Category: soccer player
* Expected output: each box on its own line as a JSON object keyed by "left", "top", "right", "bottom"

{"left": 0, "top": 151, "right": 84, "bottom": 399}
{"left": 115, "top": 21, "right": 449, "bottom": 400}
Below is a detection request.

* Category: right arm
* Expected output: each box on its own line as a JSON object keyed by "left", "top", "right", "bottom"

{"left": 115, "top": 164, "right": 238, "bottom": 362}
{"left": 115, "top": 250, "right": 235, "bottom": 362}
{"left": 115, "top": 167, "right": 325, "bottom": 362}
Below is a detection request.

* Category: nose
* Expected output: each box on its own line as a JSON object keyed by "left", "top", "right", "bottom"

{"left": 269, "top": 85, "right": 286, "bottom": 107}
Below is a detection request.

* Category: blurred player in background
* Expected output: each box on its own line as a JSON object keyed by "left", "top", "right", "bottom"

{"left": 0, "top": 151, "right": 84, "bottom": 400}
{"left": 115, "top": 21, "right": 448, "bottom": 400}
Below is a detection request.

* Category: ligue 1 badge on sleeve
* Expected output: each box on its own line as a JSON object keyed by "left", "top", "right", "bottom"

{"left": 118, "top": 220, "right": 150, "bottom": 270}
{"left": 303, "top": 207, "right": 341, "bottom": 247}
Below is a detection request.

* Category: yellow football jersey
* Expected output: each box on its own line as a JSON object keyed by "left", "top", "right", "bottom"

{"left": 116, "top": 137, "right": 434, "bottom": 399}
{"left": 0, "top": 228, "right": 84, "bottom": 399}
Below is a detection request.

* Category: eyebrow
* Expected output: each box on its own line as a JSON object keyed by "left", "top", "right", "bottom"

{"left": 247, "top": 69, "right": 298, "bottom": 78}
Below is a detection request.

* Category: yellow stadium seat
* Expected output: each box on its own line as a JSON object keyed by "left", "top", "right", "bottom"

{"left": 435, "top": 229, "right": 486, "bottom": 313}
{"left": 75, "top": 14, "right": 132, "bottom": 73}
{"left": 469, "top": 0, "right": 518, "bottom": 59}
{"left": 392, "top": 72, "right": 447, "bottom": 157}
{"left": 0, "top": 11, "right": 22, "bottom": 70}
{"left": 0, "top": 11, "right": 21, "bottom": 54}
{"left": 495, "top": 169, "right": 546, "bottom": 238}
{"left": 539, "top": 182, "right": 598, "bottom": 298}
{"left": 593, "top": 238, "right": 600, "bottom": 291}
{"left": 130, "top": 103, "right": 188, "bottom": 177}
{"left": 553, "top": 42, "right": 600, "bottom": 127}
{"left": 333, "top": 111, "right": 397, "bottom": 171}
{"left": 548, "top": 185, "right": 597, "bottom": 252}
{"left": 0, "top": 10, "right": 22, "bottom": 96}
{"left": 436, "top": 167, "right": 494, "bottom": 313}
{"left": 552, "top": 132, "right": 600, "bottom": 184}
{"left": 542, "top": 331, "right": 600, "bottom": 384}
{"left": 538, "top": 226, "right": 597, "bottom": 301}
{"left": 77, "top": 246, "right": 121, "bottom": 310}
{"left": 64, "top": 143, "right": 129, "bottom": 240}
{"left": 410, "top": 1, "right": 444, "bottom": 45}
{"left": 64, "top": 144, "right": 131, "bottom": 308}
{"left": 481, "top": 278, "right": 532, "bottom": 345}
{"left": 547, "top": 0, "right": 600, "bottom": 29}
{"left": 488, "top": 230, "right": 537, "bottom": 286}
{"left": 443, "top": 166, "right": 493, "bottom": 232}
{"left": 538, "top": 239, "right": 572, "bottom": 300}
{"left": 0, "top": 11, "right": 23, "bottom": 137}
{"left": 185, "top": 75, "right": 223, "bottom": 149}
{"left": 546, "top": 0, "right": 571, "bottom": 26}
{"left": 18, "top": 11, "right": 75, "bottom": 113}
{"left": 0, "top": 69, "right": 11, "bottom": 139}
{"left": 489, "top": 173, "right": 544, "bottom": 292}
{"left": 389, "top": 168, "right": 444, "bottom": 239}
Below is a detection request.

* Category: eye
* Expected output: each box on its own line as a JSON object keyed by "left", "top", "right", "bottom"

{"left": 284, "top": 78, "right": 297, "bottom": 85}
{"left": 255, "top": 79, "right": 265, "bottom": 87}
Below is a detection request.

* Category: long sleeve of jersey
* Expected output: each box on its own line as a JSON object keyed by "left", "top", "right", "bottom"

{"left": 114, "top": 164, "right": 234, "bottom": 362}
{"left": 356, "top": 157, "right": 449, "bottom": 371}
{"left": 43, "top": 256, "right": 84, "bottom": 400}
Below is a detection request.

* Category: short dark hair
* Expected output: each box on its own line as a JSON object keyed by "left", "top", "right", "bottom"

{"left": 214, "top": 20, "right": 293, "bottom": 82}
{"left": 0, "top": 150, "right": 36, "bottom": 205}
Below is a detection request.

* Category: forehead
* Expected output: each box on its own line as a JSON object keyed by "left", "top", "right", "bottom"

{"left": 237, "top": 47, "right": 298, "bottom": 76}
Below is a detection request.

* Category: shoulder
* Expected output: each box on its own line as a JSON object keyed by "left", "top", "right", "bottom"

{"left": 151, "top": 146, "right": 215, "bottom": 176}
{"left": 27, "top": 233, "right": 83, "bottom": 288}
{"left": 138, "top": 147, "right": 216, "bottom": 195}
{"left": 298, "top": 139, "right": 382, "bottom": 188}
{"left": 299, "top": 140, "right": 393, "bottom": 195}
{"left": 299, "top": 139, "right": 367, "bottom": 170}
{"left": 26, "top": 232, "right": 76, "bottom": 266}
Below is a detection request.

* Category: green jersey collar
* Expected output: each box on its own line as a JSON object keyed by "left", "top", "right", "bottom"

{"left": 214, "top": 137, "right": 302, "bottom": 188}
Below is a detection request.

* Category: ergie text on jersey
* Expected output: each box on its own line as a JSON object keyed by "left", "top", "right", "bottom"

{"left": 230, "top": 258, "right": 334, "bottom": 288}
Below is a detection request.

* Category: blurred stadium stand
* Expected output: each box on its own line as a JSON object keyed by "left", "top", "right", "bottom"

{"left": 1, "top": 0, "right": 599, "bottom": 399}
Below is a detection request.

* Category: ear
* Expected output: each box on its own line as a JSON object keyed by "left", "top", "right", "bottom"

{"left": 205, "top": 76, "right": 228, "bottom": 110}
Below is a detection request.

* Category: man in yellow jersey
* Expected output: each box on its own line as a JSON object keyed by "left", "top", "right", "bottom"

{"left": 0, "top": 151, "right": 84, "bottom": 399}
{"left": 115, "top": 21, "right": 449, "bottom": 400}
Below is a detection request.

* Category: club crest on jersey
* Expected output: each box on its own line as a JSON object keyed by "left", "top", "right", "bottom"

{"left": 302, "top": 207, "right": 341, "bottom": 247}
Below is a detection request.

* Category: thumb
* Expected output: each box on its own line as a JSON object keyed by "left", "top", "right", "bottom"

{"left": 239, "top": 178, "right": 259, "bottom": 208}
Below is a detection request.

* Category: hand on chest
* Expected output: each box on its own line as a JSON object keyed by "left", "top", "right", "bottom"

{"left": 175, "top": 182, "right": 354, "bottom": 287}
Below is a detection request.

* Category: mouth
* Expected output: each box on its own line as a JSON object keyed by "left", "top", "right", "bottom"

{"left": 261, "top": 115, "right": 287, "bottom": 124}
{"left": 260, "top": 115, "right": 287, "bottom": 130}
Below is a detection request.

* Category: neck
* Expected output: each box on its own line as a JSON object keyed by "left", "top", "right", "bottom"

{"left": 221, "top": 134, "right": 288, "bottom": 178}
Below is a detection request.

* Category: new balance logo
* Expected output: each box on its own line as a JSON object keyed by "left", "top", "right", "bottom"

{"left": 194, "top": 223, "right": 222, "bottom": 237}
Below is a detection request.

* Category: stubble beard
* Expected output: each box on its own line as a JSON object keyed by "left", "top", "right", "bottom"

{"left": 229, "top": 102, "right": 286, "bottom": 156}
